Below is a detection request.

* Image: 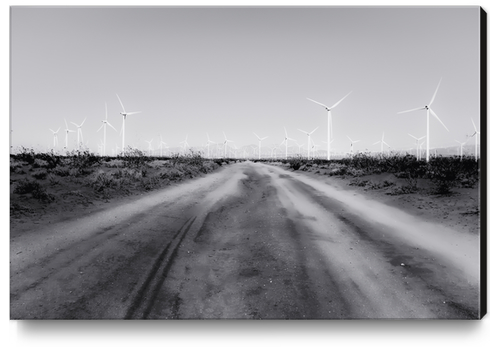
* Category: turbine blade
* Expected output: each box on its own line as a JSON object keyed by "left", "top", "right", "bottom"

{"left": 298, "top": 129, "right": 308, "bottom": 134}
{"left": 408, "top": 133, "right": 417, "bottom": 140}
{"left": 126, "top": 111, "right": 141, "bottom": 116}
{"left": 105, "top": 102, "right": 108, "bottom": 120}
{"left": 398, "top": 107, "right": 425, "bottom": 114}
{"left": 64, "top": 119, "right": 69, "bottom": 129}
{"left": 71, "top": 122, "right": 79, "bottom": 127}
{"left": 80, "top": 118, "right": 87, "bottom": 127}
{"left": 373, "top": 141, "right": 380, "bottom": 145}
{"left": 471, "top": 118, "right": 477, "bottom": 131}
{"left": 353, "top": 140, "right": 360, "bottom": 143}
{"left": 430, "top": 108, "right": 449, "bottom": 132}
{"left": 347, "top": 135, "right": 353, "bottom": 142}
{"left": 429, "top": 78, "right": 442, "bottom": 107}
{"left": 253, "top": 132, "right": 260, "bottom": 140}
{"left": 97, "top": 124, "right": 104, "bottom": 132}
{"left": 306, "top": 98, "right": 328, "bottom": 108}
{"left": 116, "top": 94, "right": 126, "bottom": 113}
{"left": 330, "top": 91, "right": 352, "bottom": 109}
{"left": 107, "top": 122, "right": 117, "bottom": 132}
{"left": 310, "top": 127, "right": 319, "bottom": 134}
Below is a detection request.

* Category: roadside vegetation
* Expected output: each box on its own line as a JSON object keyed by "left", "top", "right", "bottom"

{"left": 265, "top": 152, "right": 480, "bottom": 197}
{"left": 10, "top": 147, "right": 236, "bottom": 219}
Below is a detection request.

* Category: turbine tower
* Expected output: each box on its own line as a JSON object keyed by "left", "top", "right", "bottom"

{"left": 455, "top": 140, "right": 467, "bottom": 161}
{"left": 49, "top": 127, "right": 61, "bottom": 148}
{"left": 253, "top": 132, "right": 268, "bottom": 160}
{"left": 408, "top": 134, "right": 426, "bottom": 161}
{"left": 71, "top": 118, "right": 87, "bottom": 150}
{"left": 398, "top": 79, "right": 449, "bottom": 161}
{"left": 180, "top": 134, "right": 189, "bottom": 154}
{"left": 346, "top": 135, "right": 360, "bottom": 156}
{"left": 373, "top": 132, "right": 390, "bottom": 153}
{"left": 307, "top": 91, "right": 352, "bottom": 161}
{"left": 145, "top": 139, "right": 153, "bottom": 156}
{"left": 223, "top": 132, "right": 233, "bottom": 158}
{"left": 470, "top": 118, "right": 480, "bottom": 161}
{"left": 97, "top": 103, "right": 117, "bottom": 156}
{"left": 206, "top": 133, "right": 216, "bottom": 159}
{"left": 63, "top": 119, "right": 75, "bottom": 150}
{"left": 298, "top": 127, "right": 318, "bottom": 160}
{"left": 116, "top": 94, "right": 141, "bottom": 155}
{"left": 158, "top": 135, "right": 168, "bottom": 157}
{"left": 280, "top": 127, "right": 296, "bottom": 159}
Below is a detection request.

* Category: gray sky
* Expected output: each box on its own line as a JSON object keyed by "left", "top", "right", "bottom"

{"left": 10, "top": 6, "right": 481, "bottom": 154}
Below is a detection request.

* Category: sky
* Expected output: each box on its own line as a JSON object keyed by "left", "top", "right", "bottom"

{"left": 10, "top": 6, "right": 481, "bottom": 156}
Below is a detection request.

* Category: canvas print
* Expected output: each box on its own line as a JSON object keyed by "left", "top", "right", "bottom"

{"left": 10, "top": 6, "right": 485, "bottom": 319}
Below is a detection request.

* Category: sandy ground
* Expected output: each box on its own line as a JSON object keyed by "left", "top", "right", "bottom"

{"left": 10, "top": 161, "right": 481, "bottom": 319}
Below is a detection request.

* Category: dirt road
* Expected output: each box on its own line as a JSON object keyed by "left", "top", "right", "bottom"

{"left": 10, "top": 162, "right": 480, "bottom": 319}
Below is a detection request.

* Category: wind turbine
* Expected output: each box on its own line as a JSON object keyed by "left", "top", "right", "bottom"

{"left": 296, "top": 142, "right": 304, "bottom": 157}
{"left": 49, "top": 127, "right": 61, "bottom": 148}
{"left": 311, "top": 138, "right": 321, "bottom": 158}
{"left": 307, "top": 91, "right": 352, "bottom": 161}
{"left": 280, "top": 127, "right": 296, "bottom": 159}
{"left": 346, "top": 135, "right": 360, "bottom": 156}
{"left": 373, "top": 132, "right": 390, "bottom": 153}
{"left": 253, "top": 132, "right": 268, "bottom": 160}
{"left": 145, "top": 139, "right": 153, "bottom": 156}
{"left": 158, "top": 135, "right": 168, "bottom": 157}
{"left": 398, "top": 79, "right": 449, "bottom": 161}
{"left": 298, "top": 127, "right": 318, "bottom": 160}
{"left": 455, "top": 140, "right": 467, "bottom": 161}
{"left": 180, "top": 134, "right": 189, "bottom": 154}
{"left": 116, "top": 94, "right": 141, "bottom": 155}
{"left": 97, "top": 103, "right": 117, "bottom": 156}
{"left": 470, "top": 118, "right": 480, "bottom": 161}
{"left": 408, "top": 134, "right": 426, "bottom": 161}
{"left": 223, "top": 132, "right": 233, "bottom": 158}
{"left": 63, "top": 119, "right": 75, "bottom": 150}
{"left": 206, "top": 133, "right": 216, "bottom": 159}
{"left": 71, "top": 118, "right": 87, "bottom": 150}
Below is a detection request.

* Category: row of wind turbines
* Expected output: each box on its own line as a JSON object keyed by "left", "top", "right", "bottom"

{"left": 48, "top": 81, "right": 480, "bottom": 162}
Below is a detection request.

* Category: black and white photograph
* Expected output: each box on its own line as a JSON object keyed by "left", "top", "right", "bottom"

{"left": 9, "top": 5, "right": 485, "bottom": 322}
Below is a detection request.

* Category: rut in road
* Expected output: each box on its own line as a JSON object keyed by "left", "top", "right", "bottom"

{"left": 10, "top": 164, "right": 248, "bottom": 319}
{"left": 143, "top": 163, "right": 479, "bottom": 319}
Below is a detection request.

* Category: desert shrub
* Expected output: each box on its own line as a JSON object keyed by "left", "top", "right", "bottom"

{"left": 32, "top": 169, "right": 48, "bottom": 180}
{"left": 14, "top": 178, "right": 54, "bottom": 202}
{"left": 10, "top": 159, "right": 24, "bottom": 173}
{"left": 140, "top": 176, "right": 161, "bottom": 191}
{"left": 67, "top": 149, "right": 101, "bottom": 173}
{"left": 48, "top": 174, "right": 60, "bottom": 186}
{"left": 91, "top": 171, "right": 117, "bottom": 192}
{"left": 289, "top": 157, "right": 306, "bottom": 170}
{"left": 14, "top": 178, "right": 42, "bottom": 195}
{"left": 52, "top": 166, "right": 70, "bottom": 177}
{"left": 104, "top": 159, "right": 125, "bottom": 168}
{"left": 36, "top": 151, "right": 61, "bottom": 169}
{"left": 16, "top": 147, "right": 36, "bottom": 164}
{"left": 32, "top": 158, "right": 49, "bottom": 168}
{"left": 349, "top": 179, "right": 369, "bottom": 187}
{"left": 427, "top": 156, "right": 460, "bottom": 195}
{"left": 122, "top": 147, "right": 147, "bottom": 168}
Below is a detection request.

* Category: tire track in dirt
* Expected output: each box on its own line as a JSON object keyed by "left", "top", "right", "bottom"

{"left": 147, "top": 164, "right": 349, "bottom": 319}
{"left": 263, "top": 163, "right": 480, "bottom": 318}
{"left": 10, "top": 163, "right": 248, "bottom": 319}
{"left": 124, "top": 216, "right": 197, "bottom": 319}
